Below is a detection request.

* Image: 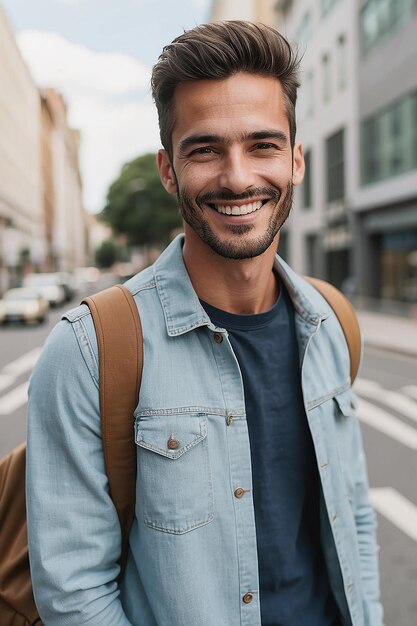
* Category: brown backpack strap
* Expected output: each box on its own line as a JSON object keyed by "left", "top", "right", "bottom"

{"left": 82, "top": 284, "right": 143, "bottom": 573}
{"left": 305, "top": 276, "right": 362, "bottom": 384}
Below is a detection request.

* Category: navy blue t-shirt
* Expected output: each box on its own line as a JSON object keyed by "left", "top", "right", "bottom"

{"left": 202, "top": 285, "right": 340, "bottom": 626}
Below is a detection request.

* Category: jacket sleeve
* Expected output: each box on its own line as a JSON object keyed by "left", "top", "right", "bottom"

{"left": 350, "top": 403, "right": 384, "bottom": 626}
{"left": 26, "top": 319, "right": 133, "bottom": 625}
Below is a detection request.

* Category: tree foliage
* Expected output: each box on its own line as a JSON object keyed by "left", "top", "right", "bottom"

{"left": 95, "top": 239, "right": 117, "bottom": 268}
{"left": 100, "top": 153, "right": 181, "bottom": 246}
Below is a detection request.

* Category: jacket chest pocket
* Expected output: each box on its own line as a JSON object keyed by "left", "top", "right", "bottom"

{"left": 135, "top": 414, "right": 214, "bottom": 534}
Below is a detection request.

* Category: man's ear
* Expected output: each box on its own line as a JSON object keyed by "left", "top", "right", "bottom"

{"left": 292, "top": 142, "right": 305, "bottom": 187}
{"left": 157, "top": 149, "right": 177, "bottom": 194}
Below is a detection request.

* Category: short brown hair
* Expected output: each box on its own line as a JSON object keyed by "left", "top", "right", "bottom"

{"left": 151, "top": 21, "right": 300, "bottom": 159}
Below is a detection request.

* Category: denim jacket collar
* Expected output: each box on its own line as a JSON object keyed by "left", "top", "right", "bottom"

{"left": 153, "top": 234, "right": 328, "bottom": 337}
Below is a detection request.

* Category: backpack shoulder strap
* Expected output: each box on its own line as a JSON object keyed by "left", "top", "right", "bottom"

{"left": 82, "top": 284, "right": 142, "bottom": 572}
{"left": 304, "top": 276, "right": 362, "bottom": 384}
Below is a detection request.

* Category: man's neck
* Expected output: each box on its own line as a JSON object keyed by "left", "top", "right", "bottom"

{"left": 182, "top": 230, "right": 280, "bottom": 315}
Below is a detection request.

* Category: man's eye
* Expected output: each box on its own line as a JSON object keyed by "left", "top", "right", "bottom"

{"left": 191, "top": 147, "right": 214, "bottom": 155}
{"left": 254, "top": 143, "right": 277, "bottom": 150}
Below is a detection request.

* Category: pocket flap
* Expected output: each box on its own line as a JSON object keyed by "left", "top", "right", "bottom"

{"left": 334, "top": 389, "right": 358, "bottom": 417}
{"left": 135, "top": 416, "right": 207, "bottom": 459}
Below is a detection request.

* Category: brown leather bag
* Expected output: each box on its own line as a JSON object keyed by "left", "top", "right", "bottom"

{"left": 0, "top": 278, "right": 360, "bottom": 624}
{"left": 0, "top": 285, "right": 143, "bottom": 625}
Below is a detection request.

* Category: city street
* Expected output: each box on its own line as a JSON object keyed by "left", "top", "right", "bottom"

{"left": 1, "top": 308, "right": 416, "bottom": 625}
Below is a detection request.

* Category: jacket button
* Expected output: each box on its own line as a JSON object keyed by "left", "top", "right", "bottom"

{"left": 167, "top": 437, "right": 180, "bottom": 450}
{"left": 234, "top": 487, "right": 245, "bottom": 498}
{"left": 242, "top": 592, "right": 253, "bottom": 604}
{"left": 226, "top": 414, "right": 234, "bottom": 426}
{"left": 213, "top": 332, "right": 223, "bottom": 343}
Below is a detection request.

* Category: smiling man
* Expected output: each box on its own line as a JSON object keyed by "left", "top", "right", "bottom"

{"left": 27, "top": 21, "right": 383, "bottom": 626}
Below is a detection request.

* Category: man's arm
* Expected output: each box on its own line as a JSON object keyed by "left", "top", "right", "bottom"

{"left": 26, "top": 319, "right": 133, "bottom": 625}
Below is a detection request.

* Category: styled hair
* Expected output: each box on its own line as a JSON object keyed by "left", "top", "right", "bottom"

{"left": 151, "top": 20, "right": 301, "bottom": 159}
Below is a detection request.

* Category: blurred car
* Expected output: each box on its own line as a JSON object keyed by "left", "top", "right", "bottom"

{"left": 0, "top": 288, "right": 49, "bottom": 325}
{"left": 23, "top": 273, "right": 66, "bottom": 307}
{"left": 57, "top": 272, "right": 77, "bottom": 302}
{"left": 73, "top": 266, "right": 100, "bottom": 293}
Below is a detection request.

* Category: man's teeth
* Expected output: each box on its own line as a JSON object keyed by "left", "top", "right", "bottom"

{"left": 214, "top": 200, "right": 264, "bottom": 215}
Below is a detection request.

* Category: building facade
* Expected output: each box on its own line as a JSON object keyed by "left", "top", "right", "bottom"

{"left": 0, "top": 3, "right": 44, "bottom": 292}
{"left": 353, "top": 0, "right": 417, "bottom": 302}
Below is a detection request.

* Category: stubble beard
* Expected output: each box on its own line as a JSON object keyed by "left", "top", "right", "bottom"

{"left": 177, "top": 183, "right": 294, "bottom": 260}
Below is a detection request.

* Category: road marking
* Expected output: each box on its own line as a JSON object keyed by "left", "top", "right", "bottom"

{"left": 0, "top": 381, "right": 29, "bottom": 415}
{"left": 370, "top": 488, "right": 417, "bottom": 542}
{"left": 1, "top": 348, "right": 42, "bottom": 378}
{"left": 355, "top": 378, "right": 417, "bottom": 425}
{"left": 402, "top": 385, "right": 417, "bottom": 402}
{"left": 358, "top": 398, "right": 417, "bottom": 449}
{"left": 0, "top": 374, "right": 14, "bottom": 393}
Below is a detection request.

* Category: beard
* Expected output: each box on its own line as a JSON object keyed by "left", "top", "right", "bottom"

{"left": 177, "top": 183, "right": 293, "bottom": 260}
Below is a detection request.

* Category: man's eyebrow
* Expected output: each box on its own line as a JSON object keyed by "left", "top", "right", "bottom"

{"left": 246, "top": 130, "right": 288, "bottom": 144}
{"left": 178, "top": 130, "right": 288, "bottom": 152}
{"left": 178, "top": 134, "right": 223, "bottom": 152}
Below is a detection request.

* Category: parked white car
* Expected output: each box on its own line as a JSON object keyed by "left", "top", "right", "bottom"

{"left": 23, "top": 273, "right": 66, "bottom": 307}
{"left": 0, "top": 288, "right": 49, "bottom": 324}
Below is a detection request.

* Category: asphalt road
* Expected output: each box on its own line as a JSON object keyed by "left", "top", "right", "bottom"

{"left": 1, "top": 300, "right": 416, "bottom": 625}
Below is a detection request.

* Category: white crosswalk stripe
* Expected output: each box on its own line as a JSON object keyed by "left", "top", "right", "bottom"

{"left": 357, "top": 398, "right": 417, "bottom": 449}
{"left": 355, "top": 378, "right": 417, "bottom": 425}
{"left": 0, "top": 381, "right": 29, "bottom": 415}
{"left": 370, "top": 488, "right": 417, "bottom": 542}
{"left": 401, "top": 385, "right": 417, "bottom": 402}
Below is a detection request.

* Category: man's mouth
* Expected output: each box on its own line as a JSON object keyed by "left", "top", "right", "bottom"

{"left": 207, "top": 199, "right": 267, "bottom": 216}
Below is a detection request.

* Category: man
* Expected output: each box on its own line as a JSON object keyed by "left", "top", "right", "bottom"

{"left": 27, "top": 21, "right": 383, "bottom": 626}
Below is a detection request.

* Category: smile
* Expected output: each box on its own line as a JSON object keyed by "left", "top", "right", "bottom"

{"left": 209, "top": 200, "right": 265, "bottom": 216}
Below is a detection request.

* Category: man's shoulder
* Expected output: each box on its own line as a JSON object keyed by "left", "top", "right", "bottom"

{"left": 62, "top": 265, "right": 157, "bottom": 326}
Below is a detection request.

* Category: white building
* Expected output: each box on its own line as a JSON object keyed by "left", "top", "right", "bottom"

{"left": 276, "top": 0, "right": 359, "bottom": 290}
{"left": 0, "top": 3, "right": 44, "bottom": 292}
{"left": 41, "top": 88, "right": 87, "bottom": 272}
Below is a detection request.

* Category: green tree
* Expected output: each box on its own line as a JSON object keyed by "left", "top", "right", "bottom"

{"left": 100, "top": 153, "right": 181, "bottom": 246}
{"left": 95, "top": 239, "right": 117, "bottom": 268}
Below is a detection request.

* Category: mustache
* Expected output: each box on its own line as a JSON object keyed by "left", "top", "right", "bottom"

{"left": 197, "top": 187, "right": 281, "bottom": 206}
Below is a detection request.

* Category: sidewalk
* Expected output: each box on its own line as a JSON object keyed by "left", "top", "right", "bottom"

{"left": 357, "top": 309, "right": 417, "bottom": 358}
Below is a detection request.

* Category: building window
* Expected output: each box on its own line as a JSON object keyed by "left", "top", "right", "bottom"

{"left": 322, "top": 53, "right": 331, "bottom": 103}
{"left": 321, "top": 0, "right": 340, "bottom": 17}
{"left": 336, "top": 34, "right": 347, "bottom": 91}
{"left": 302, "top": 150, "right": 312, "bottom": 209}
{"left": 361, "top": 92, "right": 417, "bottom": 185}
{"left": 296, "top": 11, "right": 311, "bottom": 46}
{"left": 360, "top": 0, "right": 417, "bottom": 55}
{"left": 298, "top": 70, "right": 314, "bottom": 120}
{"left": 326, "top": 129, "right": 345, "bottom": 202}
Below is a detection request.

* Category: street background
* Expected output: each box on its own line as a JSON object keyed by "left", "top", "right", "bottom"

{"left": 1, "top": 0, "right": 417, "bottom": 625}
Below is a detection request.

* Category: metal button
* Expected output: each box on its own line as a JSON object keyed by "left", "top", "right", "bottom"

{"left": 226, "top": 414, "right": 234, "bottom": 426}
{"left": 242, "top": 592, "right": 253, "bottom": 604}
{"left": 234, "top": 487, "right": 245, "bottom": 499}
{"left": 167, "top": 437, "right": 180, "bottom": 450}
{"left": 213, "top": 332, "right": 223, "bottom": 344}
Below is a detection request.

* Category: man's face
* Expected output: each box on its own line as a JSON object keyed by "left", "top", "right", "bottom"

{"left": 158, "top": 72, "right": 304, "bottom": 260}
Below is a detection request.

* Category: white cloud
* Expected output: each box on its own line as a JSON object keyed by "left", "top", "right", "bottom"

{"left": 18, "top": 31, "right": 150, "bottom": 97}
{"left": 16, "top": 30, "right": 159, "bottom": 213}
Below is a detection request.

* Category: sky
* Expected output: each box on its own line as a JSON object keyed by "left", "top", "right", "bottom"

{"left": 2, "top": 0, "right": 211, "bottom": 213}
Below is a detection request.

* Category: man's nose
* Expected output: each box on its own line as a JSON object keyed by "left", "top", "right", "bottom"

{"left": 218, "top": 149, "right": 255, "bottom": 194}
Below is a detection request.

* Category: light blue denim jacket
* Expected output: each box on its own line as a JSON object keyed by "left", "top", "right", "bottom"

{"left": 27, "top": 235, "right": 383, "bottom": 626}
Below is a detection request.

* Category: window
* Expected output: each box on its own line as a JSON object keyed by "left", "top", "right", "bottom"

{"left": 336, "top": 34, "right": 347, "bottom": 91}
{"left": 302, "top": 150, "right": 313, "bottom": 209}
{"left": 360, "top": 0, "right": 417, "bottom": 55}
{"left": 321, "top": 0, "right": 340, "bottom": 17}
{"left": 296, "top": 11, "right": 311, "bottom": 46}
{"left": 361, "top": 92, "right": 417, "bottom": 184}
{"left": 326, "top": 129, "right": 345, "bottom": 202}
{"left": 322, "top": 53, "right": 331, "bottom": 103}
{"left": 298, "top": 70, "right": 314, "bottom": 120}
